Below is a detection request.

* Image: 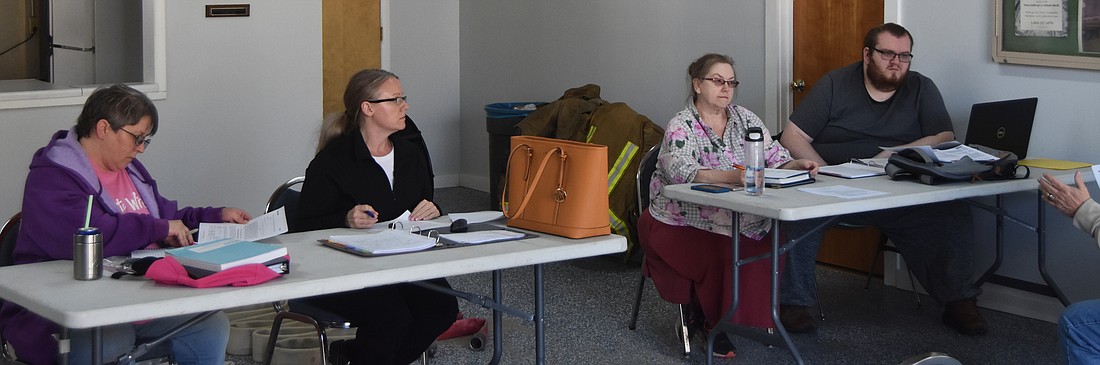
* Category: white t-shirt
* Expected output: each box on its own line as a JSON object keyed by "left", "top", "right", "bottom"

{"left": 374, "top": 148, "right": 395, "bottom": 190}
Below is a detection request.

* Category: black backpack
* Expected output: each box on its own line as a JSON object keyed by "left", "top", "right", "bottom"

{"left": 885, "top": 143, "right": 1029, "bottom": 185}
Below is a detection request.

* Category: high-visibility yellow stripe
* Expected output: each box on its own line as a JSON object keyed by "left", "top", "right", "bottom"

{"left": 609, "top": 209, "right": 629, "bottom": 237}
{"left": 586, "top": 126, "right": 597, "bottom": 143}
{"left": 607, "top": 141, "right": 639, "bottom": 194}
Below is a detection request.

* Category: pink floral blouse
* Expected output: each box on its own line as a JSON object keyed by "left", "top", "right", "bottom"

{"left": 648, "top": 102, "right": 793, "bottom": 240}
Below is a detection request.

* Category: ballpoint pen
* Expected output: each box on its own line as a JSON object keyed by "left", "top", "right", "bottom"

{"left": 850, "top": 158, "right": 883, "bottom": 168}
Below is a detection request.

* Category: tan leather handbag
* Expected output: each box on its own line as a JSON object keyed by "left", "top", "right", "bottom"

{"left": 501, "top": 136, "right": 610, "bottom": 238}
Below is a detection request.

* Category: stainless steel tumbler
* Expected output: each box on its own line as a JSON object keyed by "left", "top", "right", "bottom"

{"left": 73, "top": 227, "right": 102, "bottom": 280}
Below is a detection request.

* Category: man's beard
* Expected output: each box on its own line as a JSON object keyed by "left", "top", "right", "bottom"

{"left": 866, "top": 58, "right": 905, "bottom": 92}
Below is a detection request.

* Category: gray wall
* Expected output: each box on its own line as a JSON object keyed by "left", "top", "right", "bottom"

{"left": 390, "top": 0, "right": 462, "bottom": 187}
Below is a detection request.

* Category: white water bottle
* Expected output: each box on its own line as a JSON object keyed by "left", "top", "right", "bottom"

{"left": 743, "top": 127, "right": 765, "bottom": 196}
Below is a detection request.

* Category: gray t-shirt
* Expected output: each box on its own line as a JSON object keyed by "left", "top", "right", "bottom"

{"left": 788, "top": 61, "right": 952, "bottom": 165}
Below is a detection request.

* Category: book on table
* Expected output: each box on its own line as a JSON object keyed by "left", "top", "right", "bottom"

{"left": 165, "top": 238, "right": 288, "bottom": 275}
{"left": 764, "top": 168, "right": 815, "bottom": 188}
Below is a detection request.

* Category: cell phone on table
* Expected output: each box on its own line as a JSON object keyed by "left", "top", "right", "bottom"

{"left": 690, "top": 184, "right": 738, "bottom": 193}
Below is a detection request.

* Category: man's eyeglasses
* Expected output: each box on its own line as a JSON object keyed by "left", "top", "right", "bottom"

{"left": 872, "top": 48, "right": 914, "bottom": 63}
{"left": 365, "top": 95, "right": 408, "bottom": 106}
{"left": 118, "top": 128, "right": 152, "bottom": 148}
{"left": 701, "top": 77, "right": 740, "bottom": 88}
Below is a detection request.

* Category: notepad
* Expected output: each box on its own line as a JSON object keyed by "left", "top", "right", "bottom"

{"left": 819, "top": 162, "right": 887, "bottom": 179}
{"left": 1018, "top": 158, "right": 1093, "bottom": 170}
{"left": 326, "top": 229, "right": 439, "bottom": 256}
{"left": 439, "top": 230, "right": 527, "bottom": 245}
{"left": 165, "top": 238, "right": 288, "bottom": 273}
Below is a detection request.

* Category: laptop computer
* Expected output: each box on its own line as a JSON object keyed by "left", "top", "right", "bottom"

{"left": 963, "top": 97, "right": 1038, "bottom": 159}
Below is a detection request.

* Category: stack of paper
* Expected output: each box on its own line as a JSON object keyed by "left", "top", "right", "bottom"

{"left": 881, "top": 142, "right": 997, "bottom": 163}
{"left": 166, "top": 238, "right": 288, "bottom": 274}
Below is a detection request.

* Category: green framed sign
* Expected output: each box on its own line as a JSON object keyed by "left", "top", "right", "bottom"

{"left": 994, "top": 0, "right": 1100, "bottom": 70}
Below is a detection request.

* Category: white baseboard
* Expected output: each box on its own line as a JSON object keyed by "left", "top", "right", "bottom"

{"left": 975, "top": 283, "right": 1063, "bottom": 323}
{"left": 885, "top": 252, "right": 1063, "bottom": 323}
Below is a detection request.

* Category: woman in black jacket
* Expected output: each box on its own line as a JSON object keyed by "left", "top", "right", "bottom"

{"left": 296, "top": 69, "right": 458, "bottom": 365}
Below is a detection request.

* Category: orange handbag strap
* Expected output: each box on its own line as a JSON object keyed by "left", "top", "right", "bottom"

{"left": 501, "top": 144, "right": 566, "bottom": 219}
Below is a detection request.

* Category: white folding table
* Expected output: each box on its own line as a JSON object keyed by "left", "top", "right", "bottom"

{"left": 0, "top": 227, "right": 627, "bottom": 364}
{"left": 663, "top": 168, "right": 1078, "bottom": 364}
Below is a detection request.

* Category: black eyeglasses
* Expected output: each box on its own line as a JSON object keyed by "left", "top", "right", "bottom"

{"left": 118, "top": 128, "right": 152, "bottom": 148}
{"left": 872, "top": 48, "right": 914, "bottom": 63}
{"left": 365, "top": 95, "right": 408, "bottom": 105}
{"left": 702, "top": 77, "right": 740, "bottom": 88}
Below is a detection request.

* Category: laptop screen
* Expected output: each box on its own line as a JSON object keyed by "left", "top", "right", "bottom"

{"left": 963, "top": 97, "right": 1038, "bottom": 159}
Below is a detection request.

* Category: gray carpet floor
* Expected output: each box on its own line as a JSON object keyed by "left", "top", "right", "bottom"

{"left": 230, "top": 187, "right": 1061, "bottom": 365}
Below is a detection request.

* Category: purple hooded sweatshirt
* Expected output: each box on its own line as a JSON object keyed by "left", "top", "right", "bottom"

{"left": 0, "top": 129, "right": 223, "bottom": 365}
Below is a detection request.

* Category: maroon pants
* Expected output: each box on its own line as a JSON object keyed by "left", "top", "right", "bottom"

{"left": 638, "top": 208, "right": 782, "bottom": 329}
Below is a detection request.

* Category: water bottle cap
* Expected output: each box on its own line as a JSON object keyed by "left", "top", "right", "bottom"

{"left": 77, "top": 227, "right": 100, "bottom": 235}
{"left": 745, "top": 127, "right": 764, "bottom": 142}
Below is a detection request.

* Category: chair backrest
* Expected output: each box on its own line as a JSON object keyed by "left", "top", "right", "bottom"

{"left": 636, "top": 145, "right": 660, "bottom": 215}
{"left": 266, "top": 177, "right": 304, "bottom": 231}
{"left": 0, "top": 212, "right": 21, "bottom": 268}
{"left": 0, "top": 212, "right": 20, "bottom": 360}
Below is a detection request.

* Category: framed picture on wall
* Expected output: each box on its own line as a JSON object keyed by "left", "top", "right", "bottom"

{"left": 993, "top": 0, "right": 1100, "bottom": 70}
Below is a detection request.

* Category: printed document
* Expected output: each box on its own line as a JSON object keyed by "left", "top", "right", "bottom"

{"left": 797, "top": 185, "right": 889, "bottom": 199}
{"left": 881, "top": 144, "right": 997, "bottom": 163}
{"left": 380, "top": 211, "right": 451, "bottom": 231}
{"left": 198, "top": 207, "right": 289, "bottom": 243}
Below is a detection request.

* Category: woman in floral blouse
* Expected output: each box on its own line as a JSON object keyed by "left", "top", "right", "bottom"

{"left": 638, "top": 53, "right": 818, "bottom": 358}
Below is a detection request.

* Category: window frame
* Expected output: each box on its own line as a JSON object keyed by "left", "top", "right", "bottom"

{"left": 0, "top": 0, "right": 165, "bottom": 110}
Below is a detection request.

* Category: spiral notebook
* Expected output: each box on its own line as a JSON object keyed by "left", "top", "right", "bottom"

{"left": 323, "top": 228, "right": 440, "bottom": 257}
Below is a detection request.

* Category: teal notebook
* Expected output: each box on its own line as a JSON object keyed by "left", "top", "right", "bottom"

{"left": 166, "top": 238, "right": 288, "bottom": 273}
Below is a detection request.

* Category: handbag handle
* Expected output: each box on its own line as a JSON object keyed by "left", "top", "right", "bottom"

{"left": 501, "top": 144, "right": 566, "bottom": 219}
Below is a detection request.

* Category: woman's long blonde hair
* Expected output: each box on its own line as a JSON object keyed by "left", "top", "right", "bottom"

{"left": 316, "top": 69, "right": 398, "bottom": 152}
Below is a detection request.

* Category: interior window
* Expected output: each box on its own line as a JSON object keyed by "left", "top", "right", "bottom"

{"left": 0, "top": 0, "right": 165, "bottom": 109}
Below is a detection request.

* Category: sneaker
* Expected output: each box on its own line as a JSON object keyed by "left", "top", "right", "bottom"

{"left": 779, "top": 305, "right": 817, "bottom": 333}
{"left": 327, "top": 339, "right": 351, "bottom": 365}
{"left": 709, "top": 333, "right": 737, "bottom": 358}
{"left": 942, "top": 297, "right": 988, "bottom": 335}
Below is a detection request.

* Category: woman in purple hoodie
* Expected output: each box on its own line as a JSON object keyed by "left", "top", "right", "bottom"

{"left": 0, "top": 84, "right": 251, "bottom": 365}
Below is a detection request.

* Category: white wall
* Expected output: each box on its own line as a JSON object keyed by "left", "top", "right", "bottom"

{"left": 457, "top": 0, "right": 768, "bottom": 191}
{"left": 0, "top": 0, "right": 321, "bottom": 217}
{"left": 900, "top": 2, "right": 1100, "bottom": 305}
{"left": 389, "top": 0, "right": 462, "bottom": 187}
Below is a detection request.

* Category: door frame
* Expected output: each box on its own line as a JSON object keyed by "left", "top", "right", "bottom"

{"left": 380, "top": 0, "right": 391, "bottom": 69}
{"left": 764, "top": 0, "right": 900, "bottom": 133}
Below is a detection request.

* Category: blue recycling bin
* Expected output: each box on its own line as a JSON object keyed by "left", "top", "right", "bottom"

{"left": 485, "top": 102, "right": 544, "bottom": 210}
